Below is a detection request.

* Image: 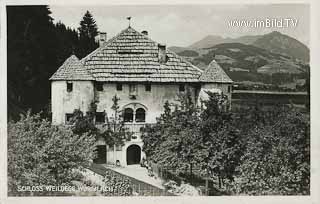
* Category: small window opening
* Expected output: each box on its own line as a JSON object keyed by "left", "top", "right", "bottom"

{"left": 179, "top": 84, "right": 185, "bottom": 92}
{"left": 65, "top": 113, "right": 74, "bottom": 124}
{"left": 116, "top": 83, "right": 122, "bottom": 91}
{"left": 95, "top": 112, "right": 105, "bottom": 123}
{"left": 67, "top": 82, "right": 73, "bottom": 92}
{"left": 96, "top": 82, "right": 103, "bottom": 91}
{"left": 145, "top": 84, "right": 151, "bottom": 92}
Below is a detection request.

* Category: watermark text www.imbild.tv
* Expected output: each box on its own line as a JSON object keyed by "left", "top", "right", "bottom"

{"left": 228, "top": 18, "right": 298, "bottom": 28}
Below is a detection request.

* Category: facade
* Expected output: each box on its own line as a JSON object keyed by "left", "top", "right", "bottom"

{"left": 49, "top": 26, "right": 233, "bottom": 166}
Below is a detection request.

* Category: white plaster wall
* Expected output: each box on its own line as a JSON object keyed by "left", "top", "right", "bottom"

{"left": 51, "top": 81, "right": 94, "bottom": 124}
{"left": 106, "top": 141, "right": 145, "bottom": 166}
{"left": 201, "top": 83, "right": 232, "bottom": 101}
{"left": 95, "top": 83, "right": 197, "bottom": 124}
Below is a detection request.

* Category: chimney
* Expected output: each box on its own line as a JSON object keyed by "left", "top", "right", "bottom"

{"left": 141, "top": 30, "right": 148, "bottom": 36}
{"left": 98, "top": 32, "right": 107, "bottom": 46}
{"left": 158, "top": 43, "right": 167, "bottom": 63}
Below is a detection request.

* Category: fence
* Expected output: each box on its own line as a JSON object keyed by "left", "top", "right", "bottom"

{"left": 149, "top": 162, "right": 225, "bottom": 196}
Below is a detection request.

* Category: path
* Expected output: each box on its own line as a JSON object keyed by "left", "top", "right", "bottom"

{"left": 104, "top": 164, "right": 164, "bottom": 189}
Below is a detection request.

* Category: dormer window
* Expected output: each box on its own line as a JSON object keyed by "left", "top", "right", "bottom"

{"left": 96, "top": 82, "right": 103, "bottom": 91}
{"left": 67, "top": 82, "right": 73, "bottom": 92}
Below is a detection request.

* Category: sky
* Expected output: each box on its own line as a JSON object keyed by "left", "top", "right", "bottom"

{"left": 49, "top": 4, "right": 310, "bottom": 47}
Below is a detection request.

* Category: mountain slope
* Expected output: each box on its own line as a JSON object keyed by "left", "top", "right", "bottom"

{"left": 188, "top": 34, "right": 261, "bottom": 49}
{"left": 252, "top": 31, "right": 309, "bottom": 62}
{"left": 186, "top": 31, "right": 309, "bottom": 62}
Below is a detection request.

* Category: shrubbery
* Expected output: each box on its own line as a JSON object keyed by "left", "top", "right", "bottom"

{"left": 8, "top": 112, "right": 96, "bottom": 196}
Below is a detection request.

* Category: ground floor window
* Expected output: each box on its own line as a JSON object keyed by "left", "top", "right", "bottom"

{"left": 95, "top": 112, "right": 105, "bottom": 124}
{"left": 65, "top": 113, "right": 73, "bottom": 124}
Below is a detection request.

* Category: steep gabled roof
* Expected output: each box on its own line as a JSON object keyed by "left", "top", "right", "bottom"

{"left": 82, "top": 27, "right": 202, "bottom": 82}
{"left": 49, "top": 55, "right": 94, "bottom": 80}
{"left": 199, "top": 60, "right": 233, "bottom": 83}
{"left": 50, "top": 26, "right": 233, "bottom": 84}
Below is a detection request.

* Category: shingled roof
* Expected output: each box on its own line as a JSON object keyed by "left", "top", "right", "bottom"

{"left": 49, "top": 55, "right": 94, "bottom": 80}
{"left": 50, "top": 26, "right": 232, "bottom": 83}
{"left": 199, "top": 60, "right": 233, "bottom": 83}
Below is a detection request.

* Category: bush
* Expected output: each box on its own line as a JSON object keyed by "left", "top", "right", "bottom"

{"left": 8, "top": 112, "right": 96, "bottom": 196}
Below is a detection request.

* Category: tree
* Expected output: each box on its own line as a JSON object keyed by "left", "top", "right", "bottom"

{"left": 199, "top": 92, "right": 242, "bottom": 187}
{"left": 8, "top": 112, "right": 96, "bottom": 196}
{"left": 77, "top": 10, "right": 99, "bottom": 59}
{"left": 229, "top": 107, "right": 310, "bottom": 195}
{"left": 100, "top": 95, "right": 132, "bottom": 147}
{"left": 142, "top": 90, "right": 206, "bottom": 175}
{"left": 7, "top": 6, "right": 81, "bottom": 120}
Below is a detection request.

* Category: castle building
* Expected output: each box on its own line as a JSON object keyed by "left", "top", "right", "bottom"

{"left": 49, "top": 26, "right": 233, "bottom": 166}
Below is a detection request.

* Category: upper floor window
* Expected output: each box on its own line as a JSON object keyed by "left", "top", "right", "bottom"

{"left": 145, "top": 84, "right": 151, "bottom": 92}
{"left": 179, "top": 84, "right": 185, "bottom": 92}
{"left": 135, "top": 108, "right": 146, "bottom": 122}
{"left": 67, "top": 82, "right": 73, "bottom": 92}
{"left": 96, "top": 82, "right": 103, "bottom": 91}
{"left": 116, "top": 83, "right": 122, "bottom": 91}
{"left": 124, "top": 108, "right": 134, "bottom": 122}
{"left": 95, "top": 112, "right": 105, "bottom": 123}
{"left": 129, "top": 84, "right": 137, "bottom": 99}
{"left": 228, "top": 85, "right": 232, "bottom": 93}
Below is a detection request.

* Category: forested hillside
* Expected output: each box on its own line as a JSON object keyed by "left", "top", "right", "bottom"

{"left": 7, "top": 6, "right": 98, "bottom": 120}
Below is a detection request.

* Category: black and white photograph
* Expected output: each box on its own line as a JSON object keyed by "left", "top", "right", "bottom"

{"left": 0, "top": 1, "right": 319, "bottom": 203}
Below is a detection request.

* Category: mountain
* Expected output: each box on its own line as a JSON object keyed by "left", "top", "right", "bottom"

{"left": 189, "top": 35, "right": 229, "bottom": 49}
{"left": 174, "top": 42, "right": 307, "bottom": 84}
{"left": 185, "top": 31, "right": 309, "bottom": 62}
{"left": 252, "top": 31, "right": 309, "bottom": 62}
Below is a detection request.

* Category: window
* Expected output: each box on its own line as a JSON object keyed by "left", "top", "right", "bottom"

{"left": 124, "top": 108, "right": 134, "bottom": 122}
{"left": 179, "top": 84, "right": 185, "bottom": 92}
{"left": 96, "top": 82, "right": 103, "bottom": 91}
{"left": 228, "top": 85, "right": 232, "bottom": 93}
{"left": 95, "top": 112, "right": 105, "bottom": 123}
{"left": 116, "top": 83, "right": 122, "bottom": 91}
{"left": 135, "top": 108, "right": 146, "bottom": 122}
{"left": 67, "top": 82, "right": 73, "bottom": 92}
{"left": 145, "top": 84, "right": 151, "bottom": 92}
{"left": 65, "top": 113, "right": 73, "bottom": 124}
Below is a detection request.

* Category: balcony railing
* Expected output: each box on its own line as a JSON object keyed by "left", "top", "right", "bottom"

{"left": 124, "top": 123, "right": 155, "bottom": 141}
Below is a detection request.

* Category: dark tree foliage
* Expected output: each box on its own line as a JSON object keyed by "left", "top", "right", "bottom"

{"left": 77, "top": 10, "right": 99, "bottom": 59}
{"left": 229, "top": 106, "right": 310, "bottom": 195}
{"left": 142, "top": 90, "right": 242, "bottom": 181}
{"left": 7, "top": 6, "right": 99, "bottom": 121}
{"left": 7, "top": 6, "right": 61, "bottom": 119}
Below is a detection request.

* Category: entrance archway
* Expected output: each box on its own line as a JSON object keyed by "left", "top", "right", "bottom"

{"left": 126, "top": 145, "right": 141, "bottom": 165}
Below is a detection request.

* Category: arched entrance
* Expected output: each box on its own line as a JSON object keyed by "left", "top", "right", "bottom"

{"left": 126, "top": 145, "right": 141, "bottom": 165}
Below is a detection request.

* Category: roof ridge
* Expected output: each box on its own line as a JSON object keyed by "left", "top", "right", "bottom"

{"left": 199, "top": 59, "right": 233, "bottom": 83}
{"left": 80, "top": 27, "right": 136, "bottom": 64}
{"left": 50, "top": 54, "right": 94, "bottom": 81}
